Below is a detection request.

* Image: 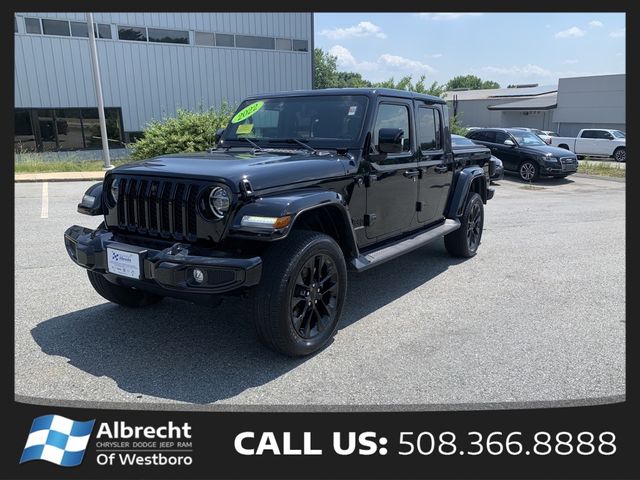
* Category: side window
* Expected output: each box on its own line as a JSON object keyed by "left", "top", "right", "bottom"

{"left": 373, "top": 103, "right": 411, "bottom": 153}
{"left": 474, "top": 131, "right": 496, "bottom": 143}
{"left": 417, "top": 107, "right": 442, "bottom": 151}
{"left": 494, "top": 131, "right": 510, "bottom": 144}
{"left": 581, "top": 130, "right": 595, "bottom": 139}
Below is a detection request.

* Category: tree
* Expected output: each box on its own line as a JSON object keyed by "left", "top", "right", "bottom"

{"left": 372, "top": 75, "right": 445, "bottom": 97}
{"left": 313, "top": 48, "right": 338, "bottom": 89}
{"left": 446, "top": 75, "right": 500, "bottom": 91}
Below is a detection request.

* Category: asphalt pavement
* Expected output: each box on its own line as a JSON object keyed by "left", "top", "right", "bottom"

{"left": 14, "top": 174, "right": 625, "bottom": 410}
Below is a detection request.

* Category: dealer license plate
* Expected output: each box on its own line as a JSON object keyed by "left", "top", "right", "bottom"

{"left": 107, "top": 247, "right": 141, "bottom": 279}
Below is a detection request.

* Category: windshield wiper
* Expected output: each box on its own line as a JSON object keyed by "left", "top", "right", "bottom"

{"left": 267, "top": 138, "right": 318, "bottom": 155}
{"left": 238, "top": 136, "right": 263, "bottom": 152}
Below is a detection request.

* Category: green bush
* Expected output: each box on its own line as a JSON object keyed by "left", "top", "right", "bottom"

{"left": 129, "top": 105, "right": 234, "bottom": 160}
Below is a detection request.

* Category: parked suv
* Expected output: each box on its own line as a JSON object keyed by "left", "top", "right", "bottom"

{"left": 65, "top": 88, "right": 494, "bottom": 356}
{"left": 467, "top": 128, "right": 578, "bottom": 181}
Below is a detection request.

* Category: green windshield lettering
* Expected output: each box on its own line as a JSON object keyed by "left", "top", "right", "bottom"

{"left": 231, "top": 101, "right": 264, "bottom": 124}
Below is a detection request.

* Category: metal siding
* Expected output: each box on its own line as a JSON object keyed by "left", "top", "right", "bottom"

{"left": 15, "top": 13, "right": 312, "bottom": 132}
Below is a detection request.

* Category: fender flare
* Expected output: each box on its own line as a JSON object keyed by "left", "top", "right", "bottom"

{"left": 77, "top": 182, "right": 104, "bottom": 216}
{"left": 445, "top": 166, "right": 487, "bottom": 219}
{"left": 228, "top": 189, "right": 359, "bottom": 256}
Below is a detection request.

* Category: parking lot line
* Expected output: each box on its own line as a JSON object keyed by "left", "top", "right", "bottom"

{"left": 40, "top": 182, "right": 48, "bottom": 219}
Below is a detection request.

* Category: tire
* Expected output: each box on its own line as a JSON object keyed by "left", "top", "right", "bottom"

{"left": 250, "top": 230, "right": 347, "bottom": 357}
{"left": 613, "top": 147, "right": 625, "bottom": 163}
{"left": 87, "top": 270, "right": 163, "bottom": 307}
{"left": 445, "top": 192, "right": 484, "bottom": 258}
{"left": 519, "top": 160, "right": 539, "bottom": 182}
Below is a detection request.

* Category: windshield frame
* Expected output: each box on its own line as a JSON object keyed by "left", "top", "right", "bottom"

{"left": 221, "top": 94, "right": 370, "bottom": 150}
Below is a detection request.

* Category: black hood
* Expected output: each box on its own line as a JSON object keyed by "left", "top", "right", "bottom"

{"left": 517, "top": 144, "right": 577, "bottom": 157}
{"left": 112, "top": 150, "right": 350, "bottom": 192}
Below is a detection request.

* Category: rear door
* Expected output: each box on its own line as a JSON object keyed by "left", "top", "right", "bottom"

{"left": 575, "top": 130, "right": 599, "bottom": 155}
{"left": 415, "top": 104, "right": 451, "bottom": 225}
{"left": 364, "top": 99, "right": 419, "bottom": 241}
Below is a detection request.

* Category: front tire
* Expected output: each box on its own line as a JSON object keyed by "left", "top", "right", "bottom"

{"left": 250, "top": 230, "right": 347, "bottom": 356}
{"left": 613, "top": 147, "right": 625, "bottom": 162}
{"left": 519, "top": 160, "right": 539, "bottom": 182}
{"left": 445, "top": 192, "right": 484, "bottom": 258}
{"left": 87, "top": 271, "right": 163, "bottom": 307}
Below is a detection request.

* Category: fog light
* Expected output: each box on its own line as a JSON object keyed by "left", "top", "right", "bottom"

{"left": 192, "top": 268, "right": 205, "bottom": 284}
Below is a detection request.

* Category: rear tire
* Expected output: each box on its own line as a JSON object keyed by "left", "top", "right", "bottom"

{"left": 87, "top": 270, "right": 163, "bottom": 307}
{"left": 445, "top": 193, "right": 484, "bottom": 258}
{"left": 250, "top": 230, "right": 347, "bottom": 357}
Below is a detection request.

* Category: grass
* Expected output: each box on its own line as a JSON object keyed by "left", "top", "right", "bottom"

{"left": 15, "top": 154, "right": 130, "bottom": 174}
{"left": 577, "top": 161, "right": 626, "bottom": 178}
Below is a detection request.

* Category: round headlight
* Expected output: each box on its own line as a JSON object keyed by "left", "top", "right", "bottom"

{"left": 110, "top": 178, "right": 120, "bottom": 204}
{"left": 209, "top": 187, "right": 230, "bottom": 218}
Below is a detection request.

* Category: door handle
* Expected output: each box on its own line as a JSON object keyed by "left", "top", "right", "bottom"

{"left": 403, "top": 169, "right": 420, "bottom": 179}
{"left": 434, "top": 165, "right": 448, "bottom": 174}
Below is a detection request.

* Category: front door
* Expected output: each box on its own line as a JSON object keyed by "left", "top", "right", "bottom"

{"left": 365, "top": 100, "right": 419, "bottom": 241}
{"left": 415, "top": 104, "right": 452, "bottom": 225}
{"left": 490, "top": 131, "right": 521, "bottom": 171}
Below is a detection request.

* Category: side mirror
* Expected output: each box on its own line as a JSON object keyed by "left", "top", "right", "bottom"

{"left": 214, "top": 128, "right": 225, "bottom": 144}
{"left": 504, "top": 139, "right": 515, "bottom": 147}
{"left": 605, "top": 134, "right": 614, "bottom": 140}
{"left": 378, "top": 128, "right": 404, "bottom": 154}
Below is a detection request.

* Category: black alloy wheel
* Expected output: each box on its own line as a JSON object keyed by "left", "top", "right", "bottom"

{"left": 466, "top": 200, "right": 483, "bottom": 252}
{"left": 290, "top": 253, "right": 339, "bottom": 340}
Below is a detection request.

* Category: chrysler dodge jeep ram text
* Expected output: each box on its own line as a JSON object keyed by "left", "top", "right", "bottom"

{"left": 64, "top": 88, "right": 495, "bottom": 356}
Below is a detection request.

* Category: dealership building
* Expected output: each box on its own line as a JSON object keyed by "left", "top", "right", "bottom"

{"left": 14, "top": 12, "right": 313, "bottom": 153}
{"left": 444, "top": 73, "right": 625, "bottom": 136}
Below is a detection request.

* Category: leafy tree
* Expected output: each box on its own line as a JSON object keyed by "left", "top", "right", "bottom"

{"left": 446, "top": 75, "right": 500, "bottom": 91}
{"left": 372, "top": 75, "right": 444, "bottom": 97}
{"left": 313, "top": 48, "right": 339, "bottom": 89}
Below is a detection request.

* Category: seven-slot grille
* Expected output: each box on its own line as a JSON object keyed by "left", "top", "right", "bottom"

{"left": 113, "top": 176, "right": 202, "bottom": 241}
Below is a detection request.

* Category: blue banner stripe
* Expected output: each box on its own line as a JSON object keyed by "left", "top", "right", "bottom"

{"left": 46, "top": 430, "right": 69, "bottom": 450}
{"left": 19, "top": 445, "right": 44, "bottom": 463}
{"left": 60, "top": 450, "right": 86, "bottom": 467}
{"left": 30, "top": 415, "right": 54, "bottom": 433}
{"left": 70, "top": 419, "right": 95, "bottom": 437}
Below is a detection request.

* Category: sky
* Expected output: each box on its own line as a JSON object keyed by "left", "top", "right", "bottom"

{"left": 314, "top": 12, "right": 626, "bottom": 88}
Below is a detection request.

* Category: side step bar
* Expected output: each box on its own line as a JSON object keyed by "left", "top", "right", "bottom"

{"left": 351, "top": 219, "right": 461, "bottom": 272}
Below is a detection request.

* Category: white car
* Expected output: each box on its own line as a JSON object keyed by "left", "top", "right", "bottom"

{"left": 511, "top": 127, "right": 553, "bottom": 145}
{"left": 549, "top": 129, "right": 626, "bottom": 162}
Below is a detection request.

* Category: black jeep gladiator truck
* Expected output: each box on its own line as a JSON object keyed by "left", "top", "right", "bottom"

{"left": 64, "top": 88, "right": 494, "bottom": 356}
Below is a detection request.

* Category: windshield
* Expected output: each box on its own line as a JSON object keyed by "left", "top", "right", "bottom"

{"left": 223, "top": 95, "right": 369, "bottom": 148}
{"left": 508, "top": 130, "right": 546, "bottom": 146}
{"left": 612, "top": 130, "right": 625, "bottom": 138}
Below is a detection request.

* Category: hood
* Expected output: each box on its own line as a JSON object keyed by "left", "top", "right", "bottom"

{"left": 112, "top": 150, "right": 350, "bottom": 192}
{"left": 517, "top": 144, "right": 578, "bottom": 157}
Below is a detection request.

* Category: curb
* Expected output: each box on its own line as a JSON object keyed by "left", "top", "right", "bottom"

{"left": 14, "top": 172, "right": 106, "bottom": 183}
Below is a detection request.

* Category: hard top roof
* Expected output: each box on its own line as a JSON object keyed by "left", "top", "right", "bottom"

{"left": 244, "top": 87, "right": 446, "bottom": 104}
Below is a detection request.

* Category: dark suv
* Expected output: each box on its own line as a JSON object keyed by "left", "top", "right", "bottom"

{"left": 466, "top": 128, "right": 578, "bottom": 182}
{"left": 65, "top": 88, "right": 494, "bottom": 356}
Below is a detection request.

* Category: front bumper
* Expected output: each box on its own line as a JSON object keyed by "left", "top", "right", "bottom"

{"left": 64, "top": 225, "right": 262, "bottom": 295}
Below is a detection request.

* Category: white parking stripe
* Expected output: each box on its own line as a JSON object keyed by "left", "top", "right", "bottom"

{"left": 40, "top": 182, "right": 49, "bottom": 219}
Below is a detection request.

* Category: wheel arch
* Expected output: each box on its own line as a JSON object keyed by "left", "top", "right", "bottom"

{"left": 445, "top": 166, "right": 488, "bottom": 219}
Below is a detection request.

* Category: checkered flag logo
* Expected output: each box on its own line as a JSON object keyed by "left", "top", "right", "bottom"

{"left": 20, "top": 415, "right": 95, "bottom": 467}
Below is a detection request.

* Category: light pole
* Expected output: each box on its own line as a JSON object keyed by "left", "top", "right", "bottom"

{"left": 86, "top": 13, "right": 112, "bottom": 170}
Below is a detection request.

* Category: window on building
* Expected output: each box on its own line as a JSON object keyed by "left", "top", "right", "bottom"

{"left": 24, "top": 18, "right": 42, "bottom": 34}
{"left": 15, "top": 110, "right": 37, "bottom": 152}
{"left": 215, "top": 33, "right": 234, "bottom": 47}
{"left": 292, "top": 39, "right": 309, "bottom": 52}
{"left": 71, "top": 22, "right": 112, "bottom": 39}
{"left": 235, "top": 35, "right": 275, "bottom": 50}
{"left": 42, "top": 19, "right": 70, "bottom": 36}
{"left": 147, "top": 28, "right": 189, "bottom": 44}
{"left": 14, "top": 108, "right": 124, "bottom": 152}
{"left": 374, "top": 104, "right": 411, "bottom": 153}
{"left": 195, "top": 31, "right": 215, "bottom": 46}
{"left": 275, "top": 38, "right": 292, "bottom": 50}
{"left": 417, "top": 107, "right": 442, "bottom": 151}
{"left": 118, "top": 26, "right": 147, "bottom": 41}
{"left": 54, "top": 109, "right": 85, "bottom": 150}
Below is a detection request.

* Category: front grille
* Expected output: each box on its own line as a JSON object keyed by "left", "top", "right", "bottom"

{"left": 560, "top": 157, "right": 576, "bottom": 164}
{"left": 113, "top": 176, "right": 203, "bottom": 241}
